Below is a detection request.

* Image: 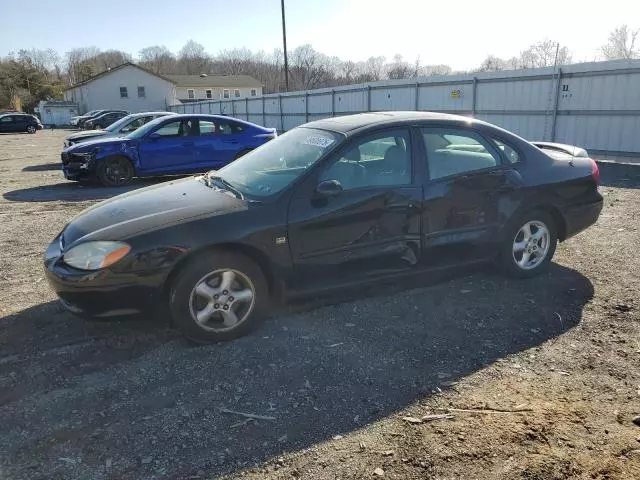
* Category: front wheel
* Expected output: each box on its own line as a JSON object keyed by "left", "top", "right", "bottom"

{"left": 169, "top": 251, "right": 268, "bottom": 343}
{"left": 500, "top": 210, "right": 557, "bottom": 278}
{"left": 26, "top": 125, "right": 36, "bottom": 134}
{"left": 96, "top": 156, "right": 134, "bottom": 186}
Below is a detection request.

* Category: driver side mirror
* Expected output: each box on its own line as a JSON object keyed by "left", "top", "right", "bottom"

{"left": 315, "top": 179, "right": 343, "bottom": 197}
{"left": 148, "top": 132, "right": 161, "bottom": 140}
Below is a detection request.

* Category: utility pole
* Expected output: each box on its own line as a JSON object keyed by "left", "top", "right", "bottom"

{"left": 281, "top": 0, "right": 289, "bottom": 92}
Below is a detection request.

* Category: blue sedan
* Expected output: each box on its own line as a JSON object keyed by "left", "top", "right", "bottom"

{"left": 60, "top": 114, "right": 278, "bottom": 186}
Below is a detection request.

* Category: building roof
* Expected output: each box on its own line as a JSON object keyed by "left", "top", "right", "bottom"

{"left": 65, "top": 63, "right": 262, "bottom": 91}
{"left": 165, "top": 74, "right": 262, "bottom": 88}
{"left": 39, "top": 100, "right": 78, "bottom": 106}
{"left": 65, "top": 62, "right": 174, "bottom": 90}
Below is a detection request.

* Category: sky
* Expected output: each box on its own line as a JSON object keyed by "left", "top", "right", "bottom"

{"left": 0, "top": 0, "right": 638, "bottom": 70}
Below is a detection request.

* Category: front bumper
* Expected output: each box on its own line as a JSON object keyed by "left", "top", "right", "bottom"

{"left": 44, "top": 234, "right": 161, "bottom": 318}
{"left": 60, "top": 151, "right": 96, "bottom": 180}
{"left": 562, "top": 196, "right": 603, "bottom": 240}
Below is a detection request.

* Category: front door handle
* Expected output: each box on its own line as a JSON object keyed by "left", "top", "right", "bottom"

{"left": 182, "top": 141, "right": 194, "bottom": 147}
{"left": 222, "top": 139, "right": 238, "bottom": 144}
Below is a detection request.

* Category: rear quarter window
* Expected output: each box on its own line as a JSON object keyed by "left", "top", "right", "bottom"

{"left": 492, "top": 139, "right": 520, "bottom": 164}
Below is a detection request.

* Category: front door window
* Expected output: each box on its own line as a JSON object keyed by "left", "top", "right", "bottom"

{"left": 320, "top": 130, "right": 412, "bottom": 189}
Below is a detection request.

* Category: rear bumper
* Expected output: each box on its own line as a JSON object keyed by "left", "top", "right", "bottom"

{"left": 562, "top": 196, "right": 603, "bottom": 240}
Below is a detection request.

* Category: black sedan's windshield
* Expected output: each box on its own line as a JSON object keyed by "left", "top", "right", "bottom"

{"left": 212, "top": 127, "right": 343, "bottom": 197}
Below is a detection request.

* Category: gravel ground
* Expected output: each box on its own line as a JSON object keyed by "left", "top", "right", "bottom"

{"left": 0, "top": 129, "right": 639, "bottom": 480}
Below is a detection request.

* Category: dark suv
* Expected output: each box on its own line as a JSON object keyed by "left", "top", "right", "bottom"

{"left": 0, "top": 113, "right": 43, "bottom": 134}
{"left": 77, "top": 110, "right": 122, "bottom": 129}
{"left": 84, "top": 111, "right": 129, "bottom": 130}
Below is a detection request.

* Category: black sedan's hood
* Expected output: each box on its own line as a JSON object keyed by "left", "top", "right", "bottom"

{"left": 62, "top": 177, "right": 247, "bottom": 247}
{"left": 66, "top": 130, "right": 110, "bottom": 141}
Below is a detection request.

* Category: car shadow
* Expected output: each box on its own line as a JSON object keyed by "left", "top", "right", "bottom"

{"left": 22, "top": 163, "right": 63, "bottom": 172}
{"left": 2, "top": 178, "right": 169, "bottom": 202}
{"left": 0, "top": 264, "right": 594, "bottom": 479}
{"left": 597, "top": 161, "right": 640, "bottom": 189}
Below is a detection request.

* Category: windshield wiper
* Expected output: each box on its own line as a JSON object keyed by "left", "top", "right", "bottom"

{"left": 204, "top": 173, "right": 244, "bottom": 200}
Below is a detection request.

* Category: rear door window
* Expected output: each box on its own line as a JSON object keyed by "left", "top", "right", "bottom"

{"left": 218, "top": 121, "right": 234, "bottom": 135}
{"left": 422, "top": 128, "right": 501, "bottom": 180}
{"left": 198, "top": 120, "right": 217, "bottom": 136}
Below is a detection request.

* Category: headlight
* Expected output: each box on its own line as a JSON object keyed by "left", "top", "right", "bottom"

{"left": 63, "top": 241, "right": 131, "bottom": 270}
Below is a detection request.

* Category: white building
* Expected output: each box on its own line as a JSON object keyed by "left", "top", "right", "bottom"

{"left": 166, "top": 74, "right": 262, "bottom": 103}
{"left": 64, "top": 63, "right": 263, "bottom": 114}
{"left": 37, "top": 100, "right": 79, "bottom": 126}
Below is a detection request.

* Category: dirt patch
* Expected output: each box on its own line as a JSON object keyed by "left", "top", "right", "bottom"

{"left": 0, "top": 130, "right": 639, "bottom": 479}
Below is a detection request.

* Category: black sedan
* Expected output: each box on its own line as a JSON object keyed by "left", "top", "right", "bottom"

{"left": 83, "top": 110, "right": 129, "bottom": 130}
{"left": 44, "top": 112, "right": 603, "bottom": 343}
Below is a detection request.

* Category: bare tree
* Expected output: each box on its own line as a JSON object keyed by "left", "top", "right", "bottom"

{"left": 519, "top": 40, "right": 571, "bottom": 68}
{"left": 387, "top": 54, "right": 412, "bottom": 79}
{"left": 290, "top": 44, "right": 332, "bottom": 90}
{"left": 177, "top": 40, "right": 211, "bottom": 74}
{"left": 363, "top": 56, "right": 386, "bottom": 81}
{"left": 478, "top": 54, "right": 508, "bottom": 72}
{"left": 420, "top": 64, "right": 452, "bottom": 76}
{"left": 340, "top": 60, "right": 358, "bottom": 83}
{"left": 65, "top": 47, "right": 100, "bottom": 84}
{"left": 139, "top": 45, "right": 175, "bottom": 74}
{"left": 94, "top": 50, "right": 132, "bottom": 70}
{"left": 601, "top": 25, "right": 640, "bottom": 60}
{"left": 216, "top": 48, "right": 255, "bottom": 75}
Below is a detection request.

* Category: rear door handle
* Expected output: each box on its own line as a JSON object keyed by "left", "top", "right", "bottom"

{"left": 385, "top": 202, "right": 418, "bottom": 212}
{"left": 222, "top": 139, "right": 238, "bottom": 144}
{"left": 182, "top": 141, "right": 194, "bottom": 147}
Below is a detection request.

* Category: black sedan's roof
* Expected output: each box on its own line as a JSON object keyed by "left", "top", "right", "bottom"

{"left": 303, "top": 111, "right": 475, "bottom": 134}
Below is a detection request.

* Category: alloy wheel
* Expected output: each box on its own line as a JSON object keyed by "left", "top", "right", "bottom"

{"left": 188, "top": 269, "right": 256, "bottom": 332}
{"left": 26, "top": 125, "right": 36, "bottom": 134}
{"left": 512, "top": 220, "right": 551, "bottom": 270}
{"left": 103, "top": 158, "right": 133, "bottom": 185}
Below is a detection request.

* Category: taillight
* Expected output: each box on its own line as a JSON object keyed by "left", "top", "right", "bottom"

{"left": 590, "top": 159, "right": 600, "bottom": 185}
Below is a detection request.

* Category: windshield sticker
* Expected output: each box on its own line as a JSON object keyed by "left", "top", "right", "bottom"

{"left": 303, "top": 136, "right": 334, "bottom": 148}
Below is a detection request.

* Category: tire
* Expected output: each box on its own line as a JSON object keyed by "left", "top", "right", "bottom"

{"left": 234, "top": 149, "right": 252, "bottom": 160}
{"left": 96, "top": 156, "right": 135, "bottom": 186}
{"left": 500, "top": 209, "right": 557, "bottom": 278}
{"left": 26, "top": 125, "right": 36, "bottom": 134}
{"left": 169, "top": 251, "right": 269, "bottom": 343}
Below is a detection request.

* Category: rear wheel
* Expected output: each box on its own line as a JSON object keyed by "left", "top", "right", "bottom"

{"left": 96, "top": 156, "right": 134, "bottom": 186}
{"left": 26, "top": 125, "right": 36, "bottom": 134}
{"left": 169, "top": 251, "right": 268, "bottom": 343}
{"left": 500, "top": 210, "right": 557, "bottom": 278}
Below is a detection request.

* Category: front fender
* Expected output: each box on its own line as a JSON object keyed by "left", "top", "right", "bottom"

{"left": 94, "top": 141, "right": 139, "bottom": 168}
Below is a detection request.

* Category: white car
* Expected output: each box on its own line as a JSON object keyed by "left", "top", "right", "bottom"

{"left": 64, "top": 112, "right": 176, "bottom": 147}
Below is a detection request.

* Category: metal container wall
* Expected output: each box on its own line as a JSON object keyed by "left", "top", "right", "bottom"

{"left": 168, "top": 59, "right": 640, "bottom": 155}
